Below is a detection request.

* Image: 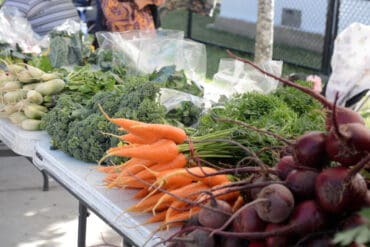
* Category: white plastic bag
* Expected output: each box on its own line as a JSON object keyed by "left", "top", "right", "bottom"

{"left": 203, "top": 58, "right": 283, "bottom": 108}
{"left": 325, "top": 23, "right": 370, "bottom": 106}
{"left": 0, "top": 6, "right": 46, "bottom": 53}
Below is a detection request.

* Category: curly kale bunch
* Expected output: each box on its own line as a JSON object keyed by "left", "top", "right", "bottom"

{"left": 40, "top": 95, "right": 85, "bottom": 151}
{"left": 65, "top": 113, "right": 120, "bottom": 163}
{"left": 61, "top": 77, "right": 166, "bottom": 163}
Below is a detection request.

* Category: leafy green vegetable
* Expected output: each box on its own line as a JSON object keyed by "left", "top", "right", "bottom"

{"left": 66, "top": 113, "right": 120, "bottom": 163}
{"left": 48, "top": 30, "right": 92, "bottom": 68}
{"left": 150, "top": 65, "right": 203, "bottom": 97}
{"left": 40, "top": 95, "right": 85, "bottom": 151}
{"left": 195, "top": 85, "right": 325, "bottom": 166}
{"left": 165, "top": 101, "right": 203, "bottom": 127}
{"left": 64, "top": 64, "right": 118, "bottom": 99}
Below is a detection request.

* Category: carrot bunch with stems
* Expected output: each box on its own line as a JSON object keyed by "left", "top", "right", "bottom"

{"left": 97, "top": 105, "right": 240, "bottom": 228}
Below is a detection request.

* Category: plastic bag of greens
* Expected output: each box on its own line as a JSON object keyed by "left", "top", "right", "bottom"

{"left": 96, "top": 29, "right": 206, "bottom": 84}
{"left": 159, "top": 88, "right": 204, "bottom": 127}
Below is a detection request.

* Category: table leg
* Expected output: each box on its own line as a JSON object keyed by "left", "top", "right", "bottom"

{"left": 25, "top": 156, "right": 49, "bottom": 191}
{"left": 78, "top": 202, "right": 89, "bottom": 247}
{"left": 41, "top": 170, "right": 49, "bottom": 191}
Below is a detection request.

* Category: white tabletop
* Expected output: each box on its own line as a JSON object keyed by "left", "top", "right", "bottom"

{"left": 0, "top": 118, "right": 48, "bottom": 157}
{"left": 33, "top": 137, "right": 170, "bottom": 246}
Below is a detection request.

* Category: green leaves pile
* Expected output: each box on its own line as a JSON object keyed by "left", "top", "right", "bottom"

{"left": 195, "top": 82, "right": 325, "bottom": 166}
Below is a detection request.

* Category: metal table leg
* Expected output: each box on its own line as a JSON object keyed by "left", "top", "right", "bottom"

{"left": 25, "top": 156, "right": 49, "bottom": 191}
{"left": 78, "top": 201, "right": 89, "bottom": 247}
{"left": 41, "top": 170, "right": 49, "bottom": 191}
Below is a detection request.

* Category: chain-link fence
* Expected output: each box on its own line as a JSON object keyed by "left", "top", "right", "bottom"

{"left": 162, "top": 0, "right": 370, "bottom": 75}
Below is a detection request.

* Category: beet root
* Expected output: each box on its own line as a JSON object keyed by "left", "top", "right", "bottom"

{"left": 275, "top": 155, "right": 296, "bottom": 180}
{"left": 198, "top": 199, "right": 232, "bottom": 228}
{"left": 254, "top": 184, "right": 295, "bottom": 223}
{"left": 325, "top": 129, "right": 365, "bottom": 166}
{"left": 293, "top": 131, "right": 329, "bottom": 169}
{"left": 315, "top": 167, "right": 368, "bottom": 214}
{"left": 285, "top": 169, "right": 319, "bottom": 200}
{"left": 288, "top": 200, "right": 328, "bottom": 236}
{"left": 265, "top": 223, "right": 290, "bottom": 247}
{"left": 177, "top": 229, "right": 215, "bottom": 247}
{"left": 232, "top": 206, "right": 266, "bottom": 234}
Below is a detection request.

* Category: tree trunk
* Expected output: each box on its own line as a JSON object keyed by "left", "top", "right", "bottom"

{"left": 254, "top": 0, "right": 274, "bottom": 65}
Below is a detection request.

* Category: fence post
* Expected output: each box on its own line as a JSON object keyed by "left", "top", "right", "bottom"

{"left": 321, "top": 0, "right": 340, "bottom": 75}
{"left": 186, "top": 10, "right": 193, "bottom": 39}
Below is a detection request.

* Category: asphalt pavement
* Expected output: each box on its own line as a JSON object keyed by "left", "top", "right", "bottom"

{"left": 0, "top": 148, "right": 123, "bottom": 247}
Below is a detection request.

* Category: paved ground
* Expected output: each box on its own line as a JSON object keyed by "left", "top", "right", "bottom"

{"left": 0, "top": 152, "right": 123, "bottom": 247}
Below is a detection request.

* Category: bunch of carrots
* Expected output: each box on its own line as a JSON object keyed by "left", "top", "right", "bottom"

{"left": 97, "top": 105, "right": 241, "bottom": 228}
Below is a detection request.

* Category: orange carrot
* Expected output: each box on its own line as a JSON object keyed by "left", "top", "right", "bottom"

{"left": 152, "top": 182, "right": 209, "bottom": 214}
{"left": 115, "top": 168, "right": 185, "bottom": 191}
{"left": 129, "top": 123, "right": 187, "bottom": 144}
{"left": 99, "top": 104, "right": 142, "bottom": 131}
{"left": 144, "top": 210, "right": 167, "bottom": 224}
{"left": 151, "top": 166, "right": 229, "bottom": 190}
{"left": 135, "top": 153, "right": 187, "bottom": 173}
{"left": 104, "top": 139, "right": 179, "bottom": 163}
{"left": 165, "top": 200, "right": 200, "bottom": 228}
{"left": 121, "top": 133, "right": 151, "bottom": 144}
{"left": 232, "top": 195, "right": 245, "bottom": 213}
{"left": 133, "top": 187, "right": 150, "bottom": 199}
{"left": 126, "top": 192, "right": 165, "bottom": 212}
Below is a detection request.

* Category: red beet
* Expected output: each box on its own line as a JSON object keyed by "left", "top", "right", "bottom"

{"left": 248, "top": 241, "right": 267, "bottom": 247}
{"left": 288, "top": 200, "right": 328, "bottom": 236}
{"left": 315, "top": 167, "right": 368, "bottom": 214}
{"left": 232, "top": 206, "right": 266, "bottom": 233}
{"left": 198, "top": 199, "right": 232, "bottom": 228}
{"left": 325, "top": 129, "right": 364, "bottom": 166}
{"left": 292, "top": 131, "right": 329, "bottom": 169}
{"left": 265, "top": 223, "right": 289, "bottom": 247}
{"left": 254, "top": 184, "right": 295, "bottom": 223}
{"left": 249, "top": 175, "right": 274, "bottom": 200}
{"left": 275, "top": 155, "right": 296, "bottom": 180}
{"left": 185, "top": 229, "right": 215, "bottom": 247}
{"left": 285, "top": 169, "right": 319, "bottom": 200}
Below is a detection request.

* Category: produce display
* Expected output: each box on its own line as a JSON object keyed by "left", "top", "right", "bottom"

{"left": 0, "top": 34, "right": 369, "bottom": 247}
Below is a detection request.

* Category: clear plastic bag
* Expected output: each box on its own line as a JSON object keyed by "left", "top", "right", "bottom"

{"left": 95, "top": 29, "right": 206, "bottom": 83}
{"left": 0, "top": 6, "right": 46, "bottom": 54}
{"left": 159, "top": 88, "right": 204, "bottom": 127}
{"left": 203, "top": 58, "right": 283, "bottom": 108}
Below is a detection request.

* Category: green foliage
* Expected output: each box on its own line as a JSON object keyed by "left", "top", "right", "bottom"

{"left": 65, "top": 64, "right": 119, "bottom": 99}
{"left": 150, "top": 65, "right": 203, "bottom": 97}
{"left": 274, "top": 81, "right": 322, "bottom": 115}
{"left": 66, "top": 113, "right": 120, "bottom": 163}
{"left": 28, "top": 55, "right": 53, "bottom": 72}
{"left": 48, "top": 30, "right": 92, "bottom": 68}
{"left": 165, "top": 101, "right": 203, "bottom": 127}
{"left": 195, "top": 86, "right": 325, "bottom": 166}
{"left": 40, "top": 95, "right": 84, "bottom": 151}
